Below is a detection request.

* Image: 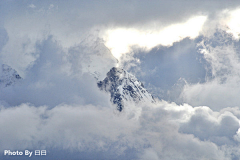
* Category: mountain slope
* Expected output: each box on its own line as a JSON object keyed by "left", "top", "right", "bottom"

{"left": 98, "top": 67, "right": 155, "bottom": 111}
{"left": 0, "top": 64, "right": 21, "bottom": 87}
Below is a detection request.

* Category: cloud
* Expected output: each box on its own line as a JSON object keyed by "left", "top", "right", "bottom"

{"left": 221, "top": 8, "right": 240, "bottom": 40}
{"left": 28, "top": 4, "right": 36, "bottom": 9}
{"left": 1, "top": 0, "right": 239, "bottom": 66}
{"left": 2, "top": 1, "right": 240, "bottom": 160}
{"left": 179, "top": 29, "right": 240, "bottom": 110}
{"left": 1, "top": 100, "right": 239, "bottom": 159}
{"left": 103, "top": 16, "right": 207, "bottom": 60}
{"left": 121, "top": 37, "right": 207, "bottom": 102}
{"left": 0, "top": 36, "right": 113, "bottom": 107}
{"left": 179, "top": 107, "right": 239, "bottom": 145}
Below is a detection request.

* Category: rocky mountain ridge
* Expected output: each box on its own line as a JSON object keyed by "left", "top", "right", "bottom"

{"left": 98, "top": 67, "right": 155, "bottom": 111}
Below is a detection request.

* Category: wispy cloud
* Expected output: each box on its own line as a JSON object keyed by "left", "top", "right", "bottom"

{"left": 28, "top": 4, "right": 36, "bottom": 9}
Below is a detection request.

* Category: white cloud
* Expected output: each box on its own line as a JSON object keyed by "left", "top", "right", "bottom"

{"left": 179, "top": 29, "right": 240, "bottom": 110}
{"left": 222, "top": 8, "right": 240, "bottom": 40}
{"left": 103, "top": 16, "right": 207, "bottom": 60}
{"left": 0, "top": 101, "right": 237, "bottom": 159}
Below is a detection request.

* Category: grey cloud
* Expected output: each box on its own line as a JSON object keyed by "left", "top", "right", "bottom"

{"left": 2, "top": 0, "right": 240, "bottom": 33}
{"left": 26, "top": 0, "right": 240, "bottom": 27}
{"left": 126, "top": 38, "right": 207, "bottom": 102}
{"left": 0, "top": 0, "right": 238, "bottom": 78}
{"left": 179, "top": 108, "right": 239, "bottom": 146}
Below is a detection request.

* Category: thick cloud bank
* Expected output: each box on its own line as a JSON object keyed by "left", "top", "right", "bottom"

{"left": 2, "top": 1, "right": 240, "bottom": 160}
{"left": 1, "top": 101, "right": 240, "bottom": 160}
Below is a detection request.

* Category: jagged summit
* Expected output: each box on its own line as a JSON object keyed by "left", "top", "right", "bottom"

{"left": 0, "top": 64, "right": 155, "bottom": 112}
{"left": 0, "top": 64, "right": 21, "bottom": 87}
{"left": 98, "top": 67, "right": 155, "bottom": 111}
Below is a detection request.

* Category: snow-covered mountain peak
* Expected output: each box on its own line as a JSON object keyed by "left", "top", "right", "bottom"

{"left": 98, "top": 67, "right": 155, "bottom": 111}
{"left": 0, "top": 64, "right": 21, "bottom": 87}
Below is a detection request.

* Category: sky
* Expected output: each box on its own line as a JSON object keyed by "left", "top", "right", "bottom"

{"left": 2, "top": 0, "right": 240, "bottom": 159}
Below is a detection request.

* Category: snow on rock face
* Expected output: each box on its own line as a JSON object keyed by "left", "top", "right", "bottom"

{"left": 0, "top": 64, "right": 21, "bottom": 87}
{"left": 98, "top": 67, "right": 155, "bottom": 111}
